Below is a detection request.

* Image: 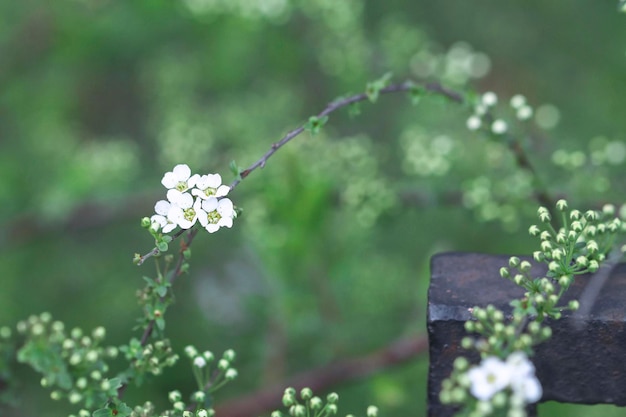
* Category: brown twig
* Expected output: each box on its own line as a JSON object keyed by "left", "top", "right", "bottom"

{"left": 213, "top": 335, "right": 428, "bottom": 417}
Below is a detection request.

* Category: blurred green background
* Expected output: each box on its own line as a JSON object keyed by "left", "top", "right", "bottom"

{"left": 1, "top": 1, "right": 625, "bottom": 416}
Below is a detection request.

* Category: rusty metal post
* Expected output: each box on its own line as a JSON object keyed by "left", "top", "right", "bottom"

{"left": 427, "top": 252, "right": 626, "bottom": 417}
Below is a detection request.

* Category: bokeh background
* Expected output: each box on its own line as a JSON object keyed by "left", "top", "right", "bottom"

{"left": 1, "top": 1, "right": 626, "bottom": 416}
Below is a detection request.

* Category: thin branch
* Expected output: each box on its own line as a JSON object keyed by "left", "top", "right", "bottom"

{"left": 228, "top": 81, "right": 463, "bottom": 191}
{"left": 213, "top": 335, "right": 428, "bottom": 417}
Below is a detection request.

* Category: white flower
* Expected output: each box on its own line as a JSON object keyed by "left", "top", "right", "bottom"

{"left": 481, "top": 91, "right": 498, "bottom": 107}
{"left": 161, "top": 164, "right": 196, "bottom": 192}
{"left": 491, "top": 119, "right": 508, "bottom": 135}
{"left": 167, "top": 190, "right": 199, "bottom": 229}
{"left": 151, "top": 200, "right": 177, "bottom": 233}
{"left": 198, "top": 198, "right": 235, "bottom": 233}
{"left": 466, "top": 115, "right": 482, "bottom": 131}
{"left": 191, "top": 173, "right": 230, "bottom": 200}
{"left": 507, "top": 352, "right": 542, "bottom": 403}
{"left": 468, "top": 357, "right": 512, "bottom": 401}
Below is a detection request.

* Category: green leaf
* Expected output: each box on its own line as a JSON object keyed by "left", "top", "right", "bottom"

{"left": 156, "top": 241, "right": 168, "bottom": 252}
{"left": 93, "top": 408, "right": 114, "bottom": 417}
{"left": 304, "top": 115, "right": 328, "bottom": 136}
{"left": 229, "top": 160, "right": 242, "bottom": 179}
{"left": 162, "top": 235, "right": 172, "bottom": 243}
{"left": 156, "top": 317, "right": 166, "bottom": 331}
{"left": 156, "top": 284, "right": 168, "bottom": 297}
{"left": 365, "top": 72, "right": 393, "bottom": 103}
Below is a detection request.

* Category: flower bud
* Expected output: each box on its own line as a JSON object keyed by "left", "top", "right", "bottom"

{"left": 327, "top": 392, "right": 339, "bottom": 404}
{"left": 141, "top": 217, "right": 152, "bottom": 228}
{"left": 367, "top": 406, "right": 379, "bottom": 417}
{"left": 225, "top": 368, "right": 238, "bottom": 380}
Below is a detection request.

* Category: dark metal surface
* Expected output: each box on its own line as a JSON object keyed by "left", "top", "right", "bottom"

{"left": 427, "top": 252, "right": 626, "bottom": 417}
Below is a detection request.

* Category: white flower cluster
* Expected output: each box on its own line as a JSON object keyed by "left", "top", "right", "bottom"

{"left": 468, "top": 352, "right": 542, "bottom": 406}
{"left": 466, "top": 92, "right": 534, "bottom": 135}
{"left": 151, "top": 164, "right": 235, "bottom": 234}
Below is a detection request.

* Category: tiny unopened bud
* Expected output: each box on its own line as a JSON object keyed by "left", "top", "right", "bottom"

{"left": 225, "top": 368, "right": 238, "bottom": 380}
{"left": 461, "top": 337, "right": 473, "bottom": 349}
{"left": 203, "top": 350, "right": 215, "bottom": 362}
{"left": 500, "top": 267, "right": 510, "bottom": 278}
{"left": 217, "top": 358, "right": 229, "bottom": 370}
{"left": 141, "top": 217, "right": 152, "bottom": 228}
{"left": 509, "top": 257, "right": 520, "bottom": 267}
{"left": 519, "top": 261, "right": 532, "bottom": 272}
{"left": 588, "top": 260, "right": 599, "bottom": 272}
{"left": 528, "top": 225, "right": 540, "bottom": 236}
{"left": 556, "top": 199, "right": 568, "bottom": 211}
{"left": 367, "top": 406, "right": 379, "bottom": 417}
{"left": 223, "top": 349, "right": 236, "bottom": 362}
{"left": 184, "top": 345, "right": 198, "bottom": 358}
{"left": 194, "top": 356, "right": 207, "bottom": 368}
{"left": 327, "top": 392, "right": 339, "bottom": 404}
{"left": 300, "top": 387, "right": 312, "bottom": 400}
{"left": 193, "top": 391, "right": 206, "bottom": 403}
{"left": 569, "top": 300, "right": 580, "bottom": 311}
{"left": 558, "top": 275, "right": 572, "bottom": 287}
{"left": 293, "top": 405, "right": 306, "bottom": 417}
{"left": 310, "top": 397, "right": 323, "bottom": 410}
{"left": 453, "top": 356, "right": 469, "bottom": 371}
{"left": 92, "top": 326, "right": 106, "bottom": 340}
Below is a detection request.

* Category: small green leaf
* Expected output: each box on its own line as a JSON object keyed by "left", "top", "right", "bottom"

{"left": 365, "top": 72, "right": 393, "bottom": 103}
{"left": 93, "top": 409, "right": 114, "bottom": 417}
{"left": 156, "top": 285, "right": 168, "bottom": 298}
{"left": 156, "top": 241, "right": 168, "bottom": 252}
{"left": 229, "top": 160, "right": 242, "bottom": 179}
{"left": 162, "top": 235, "right": 172, "bottom": 243}
{"left": 156, "top": 317, "right": 166, "bottom": 331}
{"left": 304, "top": 115, "right": 328, "bottom": 136}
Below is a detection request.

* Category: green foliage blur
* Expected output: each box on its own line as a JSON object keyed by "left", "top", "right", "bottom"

{"left": 1, "top": 1, "right": 625, "bottom": 416}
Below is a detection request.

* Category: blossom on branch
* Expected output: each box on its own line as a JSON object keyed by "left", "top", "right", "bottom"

{"left": 198, "top": 197, "right": 235, "bottom": 233}
{"left": 151, "top": 200, "right": 177, "bottom": 233}
{"left": 468, "top": 352, "right": 542, "bottom": 406}
{"left": 149, "top": 164, "right": 237, "bottom": 235}
{"left": 161, "top": 164, "right": 196, "bottom": 192}
{"left": 191, "top": 173, "right": 230, "bottom": 200}
{"left": 167, "top": 190, "right": 200, "bottom": 229}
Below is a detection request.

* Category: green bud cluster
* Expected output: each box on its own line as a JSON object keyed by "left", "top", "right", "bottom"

{"left": 119, "top": 337, "right": 178, "bottom": 383}
{"left": 273, "top": 387, "right": 372, "bottom": 417}
{"left": 181, "top": 346, "right": 238, "bottom": 407}
{"left": 14, "top": 313, "right": 122, "bottom": 410}
{"left": 446, "top": 200, "right": 626, "bottom": 414}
